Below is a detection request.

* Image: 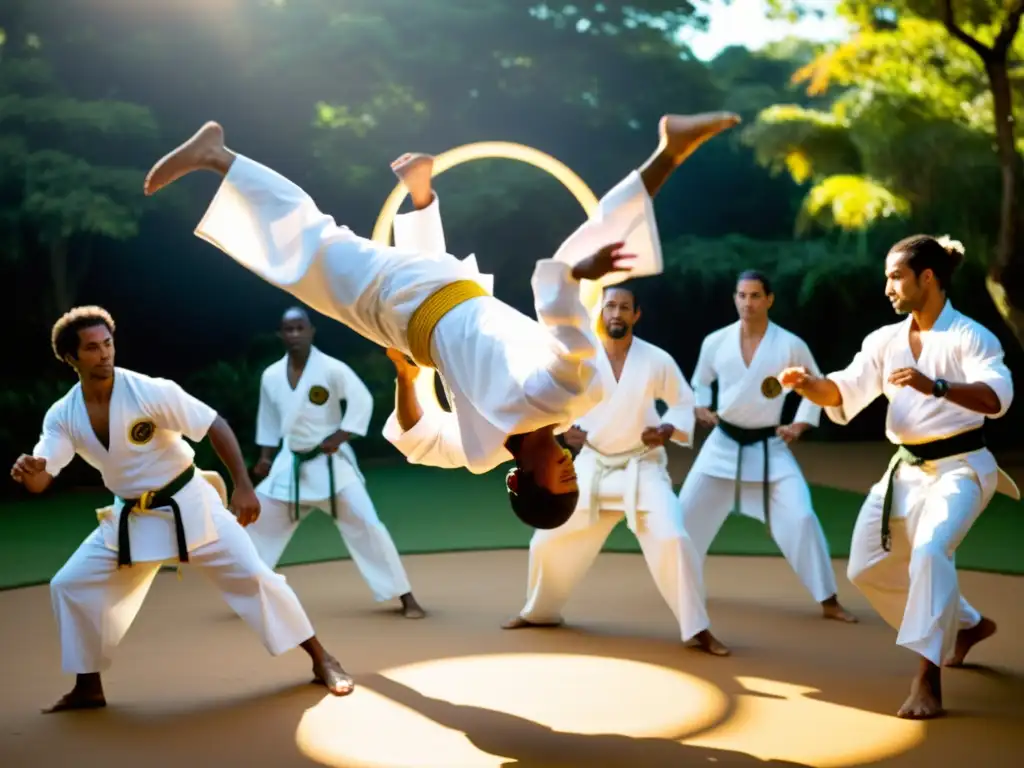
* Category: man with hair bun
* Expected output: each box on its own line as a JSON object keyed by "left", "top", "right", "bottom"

{"left": 780, "top": 234, "right": 1017, "bottom": 720}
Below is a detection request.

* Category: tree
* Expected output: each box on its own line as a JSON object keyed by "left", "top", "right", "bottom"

{"left": 0, "top": 15, "right": 159, "bottom": 323}
{"left": 753, "top": 1, "right": 1024, "bottom": 342}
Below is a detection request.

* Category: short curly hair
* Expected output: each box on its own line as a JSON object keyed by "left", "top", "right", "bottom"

{"left": 51, "top": 306, "right": 116, "bottom": 363}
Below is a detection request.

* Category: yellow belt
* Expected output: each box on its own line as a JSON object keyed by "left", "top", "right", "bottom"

{"left": 407, "top": 280, "right": 488, "bottom": 367}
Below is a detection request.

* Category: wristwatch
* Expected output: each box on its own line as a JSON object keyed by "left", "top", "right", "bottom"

{"left": 932, "top": 378, "right": 950, "bottom": 398}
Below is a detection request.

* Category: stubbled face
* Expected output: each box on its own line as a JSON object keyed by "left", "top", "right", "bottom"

{"left": 73, "top": 324, "right": 114, "bottom": 380}
{"left": 531, "top": 438, "right": 578, "bottom": 494}
{"left": 279, "top": 311, "right": 314, "bottom": 353}
{"left": 734, "top": 278, "right": 773, "bottom": 322}
{"left": 601, "top": 287, "right": 640, "bottom": 340}
{"left": 884, "top": 250, "right": 928, "bottom": 314}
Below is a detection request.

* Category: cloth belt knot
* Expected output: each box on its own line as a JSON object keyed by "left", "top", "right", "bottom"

{"left": 115, "top": 464, "right": 196, "bottom": 570}
{"left": 880, "top": 427, "right": 986, "bottom": 551}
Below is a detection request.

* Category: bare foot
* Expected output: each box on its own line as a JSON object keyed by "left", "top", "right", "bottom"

{"left": 312, "top": 655, "right": 355, "bottom": 697}
{"left": 897, "top": 664, "right": 944, "bottom": 719}
{"left": 821, "top": 597, "right": 858, "bottom": 623}
{"left": 945, "top": 616, "right": 997, "bottom": 667}
{"left": 659, "top": 112, "right": 741, "bottom": 165}
{"left": 143, "top": 121, "right": 232, "bottom": 196}
{"left": 391, "top": 152, "right": 434, "bottom": 209}
{"left": 692, "top": 629, "right": 731, "bottom": 657}
{"left": 42, "top": 676, "right": 106, "bottom": 714}
{"left": 500, "top": 615, "right": 562, "bottom": 630}
{"left": 400, "top": 592, "right": 426, "bottom": 619}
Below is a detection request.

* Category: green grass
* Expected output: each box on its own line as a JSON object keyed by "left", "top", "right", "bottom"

{"left": 1, "top": 464, "right": 1021, "bottom": 591}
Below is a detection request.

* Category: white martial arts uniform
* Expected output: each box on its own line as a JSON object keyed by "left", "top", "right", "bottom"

{"left": 678, "top": 321, "right": 838, "bottom": 604}
{"left": 517, "top": 337, "right": 711, "bottom": 641}
{"left": 247, "top": 346, "right": 411, "bottom": 601}
{"left": 825, "top": 300, "right": 1015, "bottom": 666}
{"left": 32, "top": 368, "right": 315, "bottom": 674}
{"left": 194, "top": 154, "right": 662, "bottom": 474}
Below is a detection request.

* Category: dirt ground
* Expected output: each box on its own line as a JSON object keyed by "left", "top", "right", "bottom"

{"left": 1, "top": 550, "right": 1022, "bottom": 768}
{"left": 2, "top": 442, "right": 1022, "bottom": 767}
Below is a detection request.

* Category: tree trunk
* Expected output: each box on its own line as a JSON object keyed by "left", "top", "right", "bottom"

{"left": 48, "top": 238, "right": 72, "bottom": 315}
{"left": 983, "top": 56, "right": 1024, "bottom": 345}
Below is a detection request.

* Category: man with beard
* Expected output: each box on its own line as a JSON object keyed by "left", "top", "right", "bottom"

{"left": 247, "top": 306, "right": 424, "bottom": 618}
{"left": 779, "top": 235, "right": 1015, "bottom": 719}
{"left": 678, "top": 270, "right": 856, "bottom": 630}
{"left": 10, "top": 306, "right": 353, "bottom": 713}
{"left": 499, "top": 284, "right": 727, "bottom": 656}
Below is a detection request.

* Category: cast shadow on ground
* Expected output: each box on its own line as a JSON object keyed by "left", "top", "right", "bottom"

{"left": 360, "top": 672, "right": 810, "bottom": 768}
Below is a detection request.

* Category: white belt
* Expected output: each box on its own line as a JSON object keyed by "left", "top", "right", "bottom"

{"left": 582, "top": 442, "right": 656, "bottom": 533}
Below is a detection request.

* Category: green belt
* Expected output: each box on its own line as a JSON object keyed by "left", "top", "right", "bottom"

{"left": 116, "top": 464, "right": 196, "bottom": 568}
{"left": 717, "top": 420, "right": 777, "bottom": 533}
{"left": 880, "top": 427, "right": 986, "bottom": 552}
{"left": 292, "top": 446, "right": 336, "bottom": 521}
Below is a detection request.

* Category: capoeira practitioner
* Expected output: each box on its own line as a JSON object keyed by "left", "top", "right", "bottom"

{"left": 10, "top": 306, "right": 352, "bottom": 713}
{"left": 494, "top": 283, "right": 728, "bottom": 655}
{"left": 249, "top": 306, "right": 424, "bottom": 618}
{"left": 142, "top": 111, "right": 740, "bottom": 530}
{"left": 779, "top": 235, "right": 1015, "bottom": 719}
{"left": 678, "top": 270, "right": 856, "bottom": 623}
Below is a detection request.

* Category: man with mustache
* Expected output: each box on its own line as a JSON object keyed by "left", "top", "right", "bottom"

{"left": 498, "top": 283, "right": 726, "bottom": 657}
{"left": 779, "top": 235, "right": 1015, "bottom": 720}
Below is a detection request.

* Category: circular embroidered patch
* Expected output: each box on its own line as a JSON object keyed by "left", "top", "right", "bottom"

{"left": 760, "top": 376, "right": 783, "bottom": 399}
{"left": 128, "top": 419, "right": 156, "bottom": 445}
{"left": 308, "top": 385, "right": 330, "bottom": 406}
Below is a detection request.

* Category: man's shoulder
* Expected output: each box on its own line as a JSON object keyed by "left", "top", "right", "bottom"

{"left": 702, "top": 322, "right": 738, "bottom": 346}
{"left": 44, "top": 382, "right": 81, "bottom": 423}
{"left": 631, "top": 336, "right": 676, "bottom": 365}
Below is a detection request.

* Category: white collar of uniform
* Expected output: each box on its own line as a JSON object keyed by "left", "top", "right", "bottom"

{"left": 903, "top": 298, "right": 956, "bottom": 332}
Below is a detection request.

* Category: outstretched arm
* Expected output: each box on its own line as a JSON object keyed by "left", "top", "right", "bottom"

{"left": 13, "top": 402, "right": 76, "bottom": 494}
{"left": 381, "top": 349, "right": 470, "bottom": 470}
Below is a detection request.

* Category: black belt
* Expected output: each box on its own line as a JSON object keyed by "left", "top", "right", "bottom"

{"left": 116, "top": 464, "right": 196, "bottom": 568}
{"left": 292, "top": 445, "right": 335, "bottom": 521}
{"left": 880, "top": 427, "right": 986, "bottom": 551}
{"left": 717, "top": 420, "right": 777, "bottom": 533}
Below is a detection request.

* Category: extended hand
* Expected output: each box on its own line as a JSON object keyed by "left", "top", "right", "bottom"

{"left": 694, "top": 407, "right": 719, "bottom": 428}
{"left": 571, "top": 242, "right": 637, "bottom": 282}
{"left": 778, "top": 366, "right": 813, "bottom": 391}
{"left": 888, "top": 367, "right": 933, "bottom": 395}
{"left": 321, "top": 430, "right": 351, "bottom": 455}
{"left": 10, "top": 455, "right": 46, "bottom": 484}
{"left": 563, "top": 425, "right": 587, "bottom": 450}
{"left": 386, "top": 347, "right": 420, "bottom": 380}
{"left": 231, "top": 485, "right": 261, "bottom": 526}
{"left": 776, "top": 422, "right": 810, "bottom": 444}
{"left": 641, "top": 424, "right": 675, "bottom": 447}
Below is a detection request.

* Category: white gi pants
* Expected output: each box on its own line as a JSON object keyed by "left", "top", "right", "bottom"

{"left": 247, "top": 486, "right": 412, "bottom": 602}
{"left": 678, "top": 472, "right": 838, "bottom": 603}
{"left": 846, "top": 459, "right": 989, "bottom": 666}
{"left": 518, "top": 489, "right": 710, "bottom": 642}
{"left": 50, "top": 506, "right": 316, "bottom": 675}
